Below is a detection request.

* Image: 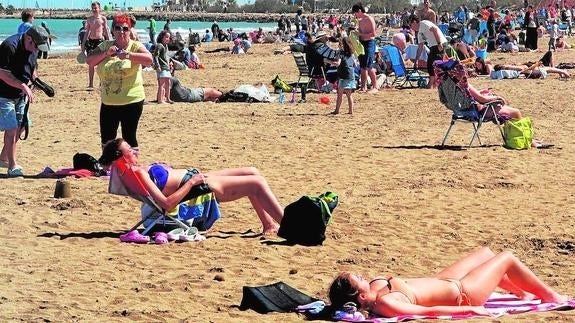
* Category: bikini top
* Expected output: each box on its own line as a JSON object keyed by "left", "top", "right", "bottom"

{"left": 369, "top": 277, "right": 417, "bottom": 304}
{"left": 148, "top": 163, "right": 170, "bottom": 191}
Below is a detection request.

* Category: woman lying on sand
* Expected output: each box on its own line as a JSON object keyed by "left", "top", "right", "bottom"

{"left": 99, "top": 138, "right": 283, "bottom": 234}
{"left": 328, "top": 247, "right": 569, "bottom": 318}
{"left": 493, "top": 63, "right": 570, "bottom": 79}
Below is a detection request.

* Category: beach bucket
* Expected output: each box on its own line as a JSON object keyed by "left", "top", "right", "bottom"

{"left": 319, "top": 96, "right": 330, "bottom": 105}
{"left": 54, "top": 179, "right": 72, "bottom": 198}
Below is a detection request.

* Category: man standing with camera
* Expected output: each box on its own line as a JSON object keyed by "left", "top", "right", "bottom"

{"left": 0, "top": 26, "right": 50, "bottom": 177}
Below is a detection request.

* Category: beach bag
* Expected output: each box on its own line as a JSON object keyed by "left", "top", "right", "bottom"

{"left": 349, "top": 32, "right": 364, "bottom": 56}
{"left": 272, "top": 75, "right": 293, "bottom": 93}
{"left": 278, "top": 192, "right": 338, "bottom": 246}
{"left": 239, "top": 281, "right": 318, "bottom": 314}
{"left": 73, "top": 152, "right": 106, "bottom": 176}
{"left": 503, "top": 117, "right": 533, "bottom": 150}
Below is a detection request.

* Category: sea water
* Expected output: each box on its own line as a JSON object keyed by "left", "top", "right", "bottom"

{"left": 0, "top": 18, "right": 276, "bottom": 54}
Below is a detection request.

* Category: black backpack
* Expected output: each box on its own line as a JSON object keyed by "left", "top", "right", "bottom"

{"left": 239, "top": 281, "right": 317, "bottom": 314}
{"left": 73, "top": 153, "right": 106, "bottom": 176}
{"left": 278, "top": 192, "right": 338, "bottom": 246}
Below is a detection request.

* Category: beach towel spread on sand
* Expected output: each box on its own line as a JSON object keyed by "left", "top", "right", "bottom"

{"left": 332, "top": 293, "right": 575, "bottom": 322}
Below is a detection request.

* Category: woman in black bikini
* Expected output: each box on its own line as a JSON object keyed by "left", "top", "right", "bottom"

{"left": 329, "top": 247, "right": 569, "bottom": 317}
{"left": 99, "top": 138, "right": 283, "bottom": 234}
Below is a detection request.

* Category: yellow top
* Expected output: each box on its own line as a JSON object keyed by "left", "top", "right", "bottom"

{"left": 96, "top": 40, "right": 146, "bottom": 105}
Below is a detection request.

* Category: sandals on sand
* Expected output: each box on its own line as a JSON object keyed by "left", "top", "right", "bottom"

{"left": 119, "top": 230, "right": 150, "bottom": 244}
{"left": 167, "top": 227, "right": 203, "bottom": 242}
{"left": 7, "top": 166, "right": 24, "bottom": 177}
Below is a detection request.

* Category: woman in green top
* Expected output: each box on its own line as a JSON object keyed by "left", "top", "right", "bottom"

{"left": 86, "top": 14, "right": 153, "bottom": 151}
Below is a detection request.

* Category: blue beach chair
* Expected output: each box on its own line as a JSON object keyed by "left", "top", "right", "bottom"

{"left": 380, "top": 44, "right": 428, "bottom": 89}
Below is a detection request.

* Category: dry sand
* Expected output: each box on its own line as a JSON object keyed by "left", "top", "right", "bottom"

{"left": 0, "top": 38, "right": 574, "bottom": 323}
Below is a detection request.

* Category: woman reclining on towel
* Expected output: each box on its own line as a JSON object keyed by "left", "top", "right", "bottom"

{"left": 99, "top": 138, "right": 283, "bottom": 234}
{"left": 328, "top": 247, "right": 569, "bottom": 318}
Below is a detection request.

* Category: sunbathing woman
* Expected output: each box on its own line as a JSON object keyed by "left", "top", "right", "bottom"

{"left": 470, "top": 57, "right": 493, "bottom": 76}
{"left": 329, "top": 247, "right": 569, "bottom": 318}
{"left": 493, "top": 63, "right": 570, "bottom": 79}
{"left": 99, "top": 138, "right": 283, "bottom": 234}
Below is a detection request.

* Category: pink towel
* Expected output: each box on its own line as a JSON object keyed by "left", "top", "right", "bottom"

{"left": 335, "top": 293, "right": 575, "bottom": 322}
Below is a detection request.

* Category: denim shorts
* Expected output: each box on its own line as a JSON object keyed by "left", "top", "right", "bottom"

{"left": 359, "top": 39, "right": 376, "bottom": 69}
{"left": 0, "top": 96, "right": 28, "bottom": 131}
{"left": 338, "top": 79, "right": 357, "bottom": 90}
{"left": 156, "top": 70, "right": 171, "bottom": 79}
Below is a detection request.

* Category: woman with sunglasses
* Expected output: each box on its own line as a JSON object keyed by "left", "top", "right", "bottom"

{"left": 99, "top": 138, "right": 284, "bottom": 235}
{"left": 86, "top": 14, "right": 153, "bottom": 153}
{"left": 328, "top": 247, "right": 569, "bottom": 318}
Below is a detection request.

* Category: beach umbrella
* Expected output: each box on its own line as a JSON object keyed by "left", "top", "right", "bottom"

{"left": 315, "top": 43, "right": 340, "bottom": 60}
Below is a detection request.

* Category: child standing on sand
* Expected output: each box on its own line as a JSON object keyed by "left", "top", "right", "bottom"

{"left": 153, "top": 30, "right": 173, "bottom": 104}
{"left": 333, "top": 37, "right": 356, "bottom": 114}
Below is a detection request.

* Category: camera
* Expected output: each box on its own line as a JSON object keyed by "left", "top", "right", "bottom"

{"left": 32, "top": 78, "right": 55, "bottom": 97}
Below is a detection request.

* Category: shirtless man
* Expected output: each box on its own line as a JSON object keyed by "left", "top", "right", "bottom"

{"left": 418, "top": 0, "right": 438, "bottom": 24}
{"left": 82, "top": 1, "right": 110, "bottom": 89}
{"left": 352, "top": 3, "right": 378, "bottom": 93}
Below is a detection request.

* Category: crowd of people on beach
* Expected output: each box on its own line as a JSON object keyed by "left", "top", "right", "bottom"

{"left": 0, "top": 0, "right": 573, "bottom": 320}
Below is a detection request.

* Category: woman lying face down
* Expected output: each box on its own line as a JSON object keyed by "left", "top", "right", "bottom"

{"left": 99, "top": 138, "right": 284, "bottom": 234}
{"left": 328, "top": 247, "right": 569, "bottom": 318}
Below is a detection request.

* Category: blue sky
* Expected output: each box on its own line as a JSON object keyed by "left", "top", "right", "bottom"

{"left": 5, "top": 0, "right": 251, "bottom": 9}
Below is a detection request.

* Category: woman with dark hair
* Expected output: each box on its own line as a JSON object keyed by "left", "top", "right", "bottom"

{"left": 523, "top": 5, "right": 538, "bottom": 50}
{"left": 154, "top": 29, "right": 173, "bottom": 104}
{"left": 99, "top": 138, "right": 284, "bottom": 234}
{"left": 472, "top": 57, "right": 493, "bottom": 76}
{"left": 86, "top": 14, "right": 153, "bottom": 152}
{"left": 328, "top": 247, "right": 568, "bottom": 318}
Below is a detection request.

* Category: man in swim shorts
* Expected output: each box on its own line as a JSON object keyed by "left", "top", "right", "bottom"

{"left": 352, "top": 3, "right": 378, "bottom": 93}
{"left": 82, "top": 1, "right": 110, "bottom": 89}
{"left": 409, "top": 15, "right": 447, "bottom": 88}
{"left": 169, "top": 77, "right": 222, "bottom": 103}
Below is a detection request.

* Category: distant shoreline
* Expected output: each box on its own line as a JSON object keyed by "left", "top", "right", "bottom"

{"left": 0, "top": 10, "right": 384, "bottom": 23}
{"left": 0, "top": 11, "right": 289, "bottom": 23}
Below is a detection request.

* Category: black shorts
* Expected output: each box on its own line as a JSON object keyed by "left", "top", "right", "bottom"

{"left": 85, "top": 38, "right": 104, "bottom": 53}
{"left": 427, "top": 44, "right": 445, "bottom": 76}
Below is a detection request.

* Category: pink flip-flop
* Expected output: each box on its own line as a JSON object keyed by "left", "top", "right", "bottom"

{"left": 119, "top": 230, "right": 150, "bottom": 244}
{"left": 153, "top": 232, "right": 169, "bottom": 245}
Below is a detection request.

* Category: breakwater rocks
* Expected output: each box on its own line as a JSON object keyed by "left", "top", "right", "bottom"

{"left": 0, "top": 11, "right": 293, "bottom": 23}
{"left": 0, "top": 10, "right": 385, "bottom": 23}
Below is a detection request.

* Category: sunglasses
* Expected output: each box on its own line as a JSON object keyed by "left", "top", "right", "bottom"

{"left": 114, "top": 25, "right": 130, "bottom": 32}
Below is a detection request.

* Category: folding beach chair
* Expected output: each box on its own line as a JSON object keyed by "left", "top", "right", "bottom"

{"left": 292, "top": 52, "right": 326, "bottom": 94}
{"left": 435, "top": 59, "right": 505, "bottom": 147}
{"left": 380, "top": 44, "right": 428, "bottom": 89}
{"left": 108, "top": 157, "right": 193, "bottom": 235}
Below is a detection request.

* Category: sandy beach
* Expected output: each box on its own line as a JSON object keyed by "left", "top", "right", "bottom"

{"left": 0, "top": 37, "right": 574, "bottom": 323}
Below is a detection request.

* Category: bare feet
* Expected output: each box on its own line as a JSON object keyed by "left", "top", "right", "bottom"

{"left": 367, "top": 88, "right": 378, "bottom": 94}
{"left": 262, "top": 225, "right": 279, "bottom": 236}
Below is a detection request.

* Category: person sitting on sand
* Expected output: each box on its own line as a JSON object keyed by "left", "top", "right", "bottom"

{"left": 98, "top": 138, "right": 284, "bottom": 235}
{"left": 329, "top": 246, "right": 569, "bottom": 318}
{"left": 169, "top": 76, "right": 222, "bottom": 103}
{"left": 201, "top": 29, "right": 212, "bottom": 42}
{"left": 231, "top": 38, "right": 245, "bottom": 54}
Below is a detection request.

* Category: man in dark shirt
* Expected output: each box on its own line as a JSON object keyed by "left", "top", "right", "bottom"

{"left": 0, "top": 26, "right": 49, "bottom": 176}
